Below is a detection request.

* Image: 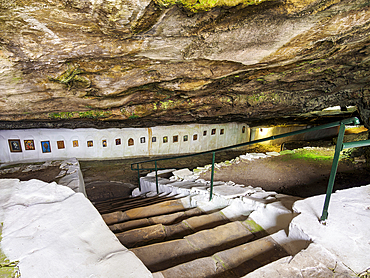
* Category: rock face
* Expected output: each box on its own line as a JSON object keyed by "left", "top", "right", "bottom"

{"left": 0, "top": 0, "right": 369, "bottom": 128}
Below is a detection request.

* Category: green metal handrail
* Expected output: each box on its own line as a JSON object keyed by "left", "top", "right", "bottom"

{"left": 320, "top": 136, "right": 370, "bottom": 222}
{"left": 131, "top": 117, "right": 362, "bottom": 221}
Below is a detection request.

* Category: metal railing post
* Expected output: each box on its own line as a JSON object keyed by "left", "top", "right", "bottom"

{"left": 320, "top": 122, "right": 346, "bottom": 222}
{"left": 155, "top": 161, "right": 159, "bottom": 194}
{"left": 130, "top": 117, "right": 360, "bottom": 210}
{"left": 137, "top": 164, "right": 141, "bottom": 191}
{"left": 210, "top": 152, "right": 216, "bottom": 201}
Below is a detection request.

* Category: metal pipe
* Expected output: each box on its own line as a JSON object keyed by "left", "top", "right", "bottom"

{"left": 155, "top": 161, "right": 159, "bottom": 194}
{"left": 130, "top": 117, "right": 361, "bottom": 213}
{"left": 131, "top": 117, "right": 360, "bottom": 167}
{"left": 320, "top": 123, "right": 346, "bottom": 222}
{"left": 137, "top": 164, "right": 141, "bottom": 191}
{"left": 342, "top": 139, "right": 370, "bottom": 149}
{"left": 210, "top": 152, "right": 216, "bottom": 201}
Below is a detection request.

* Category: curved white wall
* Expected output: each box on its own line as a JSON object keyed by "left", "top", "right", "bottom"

{"left": 250, "top": 125, "right": 339, "bottom": 145}
{"left": 0, "top": 123, "right": 249, "bottom": 164}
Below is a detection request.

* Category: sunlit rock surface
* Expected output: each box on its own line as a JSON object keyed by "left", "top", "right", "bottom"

{"left": 0, "top": 0, "right": 369, "bottom": 128}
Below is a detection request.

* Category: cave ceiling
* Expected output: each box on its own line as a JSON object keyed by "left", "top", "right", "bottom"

{"left": 0, "top": 0, "right": 369, "bottom": 129}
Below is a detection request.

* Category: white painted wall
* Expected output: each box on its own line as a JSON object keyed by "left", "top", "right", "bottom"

{"left": 0, "top": 123, "right": 249, "bottom": 164}
{"left": 250, "top": 126, "right": 339, "bottom": 145}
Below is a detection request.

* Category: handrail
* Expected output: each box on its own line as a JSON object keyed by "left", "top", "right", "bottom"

{"left": 131, "top": 117, "right": 359, "bottom": 168}
{"left": 130, "top": 117, "right": 361, "bottom": 221}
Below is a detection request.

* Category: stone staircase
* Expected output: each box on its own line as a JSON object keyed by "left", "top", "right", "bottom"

{"left": 93, "top": 172, "right": 312, "bottom": 277}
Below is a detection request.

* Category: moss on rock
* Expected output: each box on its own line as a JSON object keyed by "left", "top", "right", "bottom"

{"left": 154, "top": 0, "right": 270, "bottom": 12}
{"left": 0, "top": 224, "right": 20, "bottom": 277}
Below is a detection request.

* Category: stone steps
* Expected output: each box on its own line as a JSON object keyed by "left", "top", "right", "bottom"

{"left": 115, "top": 209, "right": 230, "bottom": 248}
{"left": 100, "top": 170, "right": 309, "bottom": 277}
{"left": 101, "top": 196, "right": 195, "bottom": 225}
{"left": 131, "top": 219, "right": 263, "bottom": 272}
{"left": 152, "top": 234, "right": 289, "bottom": 278}
{"left": 93, "top": 192, "right": 178, "bottom": 214}
{"left": 109, "top": 207, "right": 204, "bottom": 233}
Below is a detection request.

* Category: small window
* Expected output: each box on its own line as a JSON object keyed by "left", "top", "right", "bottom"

{"left": 203, "top": 130, "right": 207, "bottom": 136}
{"left": 152, "top": 137, "right": 157, "bottom": 143}
{"left": 102, "top": 140, "right": 107, "bottom": 147}
{"left": 173, "top": 135, "right": 178, "bottom": 143}
{"left": 163, "top": 136, "right": 168, "bottom": 143}
{"left": 128, "top": 138, "right": 134, "bottom": 146}
{"left": 87, "top": 140, "right": 93, "bottom": 147}
{"left": 183, "top": 135, "right": 188, "bottom": 142}
{"left": 116, "top": 138, "right": 121, "bottom": 145}
{"left": 211, "top": 129, "right": 216, "bottom": 135}
{"left": 220, "top": 129, "right": 224, "bottom": 135}
{"left": 193, "top": 134, "right": 198, "bottom": 141}
{"left": 140, "top": 137, "right": 145, "bottom": 143}
{"left": 242, "top": 126, "right": 246, "bottom": 133}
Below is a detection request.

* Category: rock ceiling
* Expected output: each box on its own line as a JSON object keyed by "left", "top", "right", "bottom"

{"left": 0, "top": 0, "right": 369, "bottom": 129}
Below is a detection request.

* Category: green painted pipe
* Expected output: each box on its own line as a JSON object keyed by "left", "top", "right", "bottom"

{"left": 131, "top": 117, "right": 360, "bottom": 167}
{"left": 131, "top": 117, "right": 361, "bottom": 214}
{"left": 210, "top": 152, "right": 216, "bottom": 201}
{"left": 137, "top": 164, "right": 141, "bottom": 191}
{"left": 320, "top": 123, "right": 346, "bottom": 222}
{"left": 155, "top": 161, "right": 159, "bottom": 194}
{"left": 342, "top": 139, "right": 370, "bottom": 149}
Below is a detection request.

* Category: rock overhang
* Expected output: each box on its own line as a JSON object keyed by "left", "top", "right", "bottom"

{"left": 0, "top": 0, "right": 369, "bottom": 129}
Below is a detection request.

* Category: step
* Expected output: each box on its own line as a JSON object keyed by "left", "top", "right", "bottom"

{"left": 137, "top": 176, "right": 207, "bottom": 196}
{"left": 103, "top": 168, "right": 312, "bottom": 277}
{"left": 97, "top": 193, "right": 178, "bottom": 214}
{"left": 131, "top": 218, "right": 264, "bottom": 272}
{"left": 102, "top": 196, "right": 195, "bottom": 225}
{"left": 109, "top": 207, "right": 204, "bottom": 233}
{"left": 243, "top": 242, "right": 355, "bottom": 278}
{"left": 153, "top": 233, "right": 289, "bottom": 278}
{"left": 116, "top": 210, "right": 230, "bottom": 248}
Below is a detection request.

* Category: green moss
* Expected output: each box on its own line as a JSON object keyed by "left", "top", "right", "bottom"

{"left": 297, "top": 61, "right": 310, "bottom": 66}
{"left": 0, "top": 224, "right": 20, "bottom": 277}
{"left": 160, "top": 100, "right": 174, "bottom": 110}
{"left": 78, "top": 110, "right": 111, "bottom": 119}
{"left": 49, "top": 110, "right": 110, "bottom": 119}
{"left": 307, "top": 67, "right": 321, "bottom": 74}
{"left": 242, "top": 218, "right": 265, "bottom": 234}
{"left": 280, "top": 148, "right": 335, "bottom": 161}
{"left": 247, "top": 93, "right": 267, "bottom": 103}
{"left": 49, "top": 112, "right": 76, "bottom": 119}
{"left": 212, "top": 255, "right": 228, "bottom": 270}
{"left": 11, "top": 77, "right": 22, "bottom": 82}
{"left": 48, "top": 63, "right": 90, "bottom": 88}
{"left": 128, "top": 113, "right": 140, "bottom": 119}
{"left": 154, "top": 0, "right": 270, "bottom": 13}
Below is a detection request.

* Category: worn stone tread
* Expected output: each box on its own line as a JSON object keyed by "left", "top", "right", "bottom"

{"left": 154, "top": 235, "right": 289, "bottom": 278}
{"left": 131, "top": 221, "right": 255, "bottom": 272}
